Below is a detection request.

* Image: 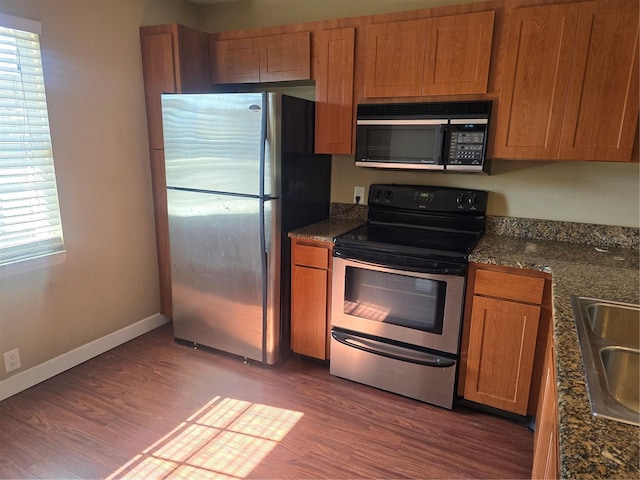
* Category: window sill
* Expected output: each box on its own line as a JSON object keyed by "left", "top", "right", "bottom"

{"left": 0, "top": 250, "right": 67, "bottom": 279}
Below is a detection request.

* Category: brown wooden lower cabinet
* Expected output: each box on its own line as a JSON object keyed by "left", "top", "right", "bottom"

{"left": 532, "top": 324, "right": 559, "bottom": 479}
{"left": 290, "top": 238, "right": 333, "bottom": 359}
{"left": 459, "top": 263, "right": 552, "bottom": 416}
{"left": 464, "top": 296, "right": 541, "bottom": 414}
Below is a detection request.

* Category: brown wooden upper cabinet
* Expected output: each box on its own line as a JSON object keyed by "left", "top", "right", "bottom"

{"left": 211, "top": 32, "right": 311, "bottom": 84}
{"left": 140, "top": 24, "right": 211, "bottom": 149}
{"left": 364, "top": 11, "right": 495, "bottom": 98}
{"left": 493, "top": 0, "right": 639, "bottom": 162}
{"left": 314, "top": 27, "right": 355, "bottom": 155}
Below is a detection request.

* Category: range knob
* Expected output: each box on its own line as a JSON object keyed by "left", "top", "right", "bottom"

{"left": 467, "top": 194, "right": 479, "bottom": 207}
{"left": 372, "top": 189, "right": 383, "bottom": 200}
{"left": 383, "top": 190, "right": 393, "bottom": 199}
{"left": 456, "top": 194, "right": 466, "bottom": 207}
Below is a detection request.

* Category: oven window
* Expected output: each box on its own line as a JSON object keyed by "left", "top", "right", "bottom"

{"left": 343, "top": 266, "right": 446, "bottom": 334}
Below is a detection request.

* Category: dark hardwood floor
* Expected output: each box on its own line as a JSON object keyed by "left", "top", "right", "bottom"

{"left": 0, "top": 323, "right": 533, "bottom": 479}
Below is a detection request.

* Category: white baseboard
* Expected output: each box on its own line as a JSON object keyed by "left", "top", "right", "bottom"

{"left": 0, "top": 313, "right": 170, "bottom": 401}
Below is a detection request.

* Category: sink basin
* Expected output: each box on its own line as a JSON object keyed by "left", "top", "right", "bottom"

{"left": 600, "top": 347, "right": 639, "bottom": 413}
{"left": 586, "top": 303, "right": 640, "bottom": 347}
{"left": 571, "top": 296, "right": 640, "bottom": 426}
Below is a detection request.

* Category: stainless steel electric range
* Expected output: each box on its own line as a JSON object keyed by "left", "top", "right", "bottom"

{"left": 330, "top": 184, "right": 488, "bottom": 409}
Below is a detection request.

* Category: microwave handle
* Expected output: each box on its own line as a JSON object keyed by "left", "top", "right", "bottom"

{"left": 441, "top": 123, "right": 449, "bottom": 163}
{"left": 331, "top": 330, "right": 456, "bottom": 368}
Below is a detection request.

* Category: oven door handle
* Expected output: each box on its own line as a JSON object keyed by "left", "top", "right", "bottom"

{"left": 331, "top": 330, "right": 456, "bottom": 368}
{"left": 334, "top": 254, "right": 465, "bottom": 276}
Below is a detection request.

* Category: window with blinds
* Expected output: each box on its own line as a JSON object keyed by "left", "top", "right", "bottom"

{"left": 0, "top": 14, "right": 65, "bottom": 271}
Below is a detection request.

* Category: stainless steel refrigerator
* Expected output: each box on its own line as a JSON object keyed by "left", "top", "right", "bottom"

{"left": 161, "top": 92, "right": 331, "bottom": 364}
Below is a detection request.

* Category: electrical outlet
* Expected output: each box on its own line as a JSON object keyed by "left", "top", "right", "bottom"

{"left": 4, "top": 348, "right": 21, "bottom": 373}
{"left": 353, "top": 186, "right": 365, "bottom": 204}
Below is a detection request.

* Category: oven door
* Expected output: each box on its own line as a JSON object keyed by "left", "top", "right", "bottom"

{"left": 331, "top": 256, "right": 465, "bottom": 355}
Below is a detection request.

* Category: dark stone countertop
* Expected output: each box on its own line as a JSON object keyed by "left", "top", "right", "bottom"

{"left": 288, "top": 217, "right": 364, "bottom": 242}
{"left": 290, "top": 214, "right": 640, "bottom": 478}
{"left": 471, "top": 234, "right": 639, "bottom": 479}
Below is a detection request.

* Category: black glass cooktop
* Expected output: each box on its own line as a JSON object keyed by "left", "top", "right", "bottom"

{"left": 333, "top": 184, "right": 487, "bottom": 270}
{"left": 335, "top": 222, "right": 481, "bottom": 259}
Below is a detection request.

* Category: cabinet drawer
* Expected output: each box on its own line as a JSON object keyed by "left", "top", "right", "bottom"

{"left": 475, "top": 269, "right": 545, "bottom": 304}
{"left": 294, "top": 243, "right": 329, "bottom": 269}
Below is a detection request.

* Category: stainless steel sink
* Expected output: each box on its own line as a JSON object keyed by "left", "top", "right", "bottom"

{"left": 571, "top": 296, "right": 640, "bottom": 426}
{"left": 586, "top": 303, "right": 639, "bottom": 347}
{"left": 600, "top": 347, "right": 639, "bottom": 413}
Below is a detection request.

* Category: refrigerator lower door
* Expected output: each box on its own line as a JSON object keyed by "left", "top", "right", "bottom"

{"left": 263, "top": 197, "right": 281, "bottom": 365}
{"left": 167, "top": 189, "right": 280, "bottom": 364}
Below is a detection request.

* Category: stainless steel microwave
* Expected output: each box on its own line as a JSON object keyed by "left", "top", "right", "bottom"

{"left": 355, "top": 101, "right": 492, "bottom": 173}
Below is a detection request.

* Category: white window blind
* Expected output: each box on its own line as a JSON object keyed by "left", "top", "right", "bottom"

{"left": 0, "top": 15, "right": 65, "bottom": 268}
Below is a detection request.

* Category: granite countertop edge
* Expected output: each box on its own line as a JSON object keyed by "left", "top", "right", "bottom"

{"left": 288, "top": 217, "right": 364, "bottom": 242}
{"left": 290, "top": 217, "right": 640, "bottom": 478}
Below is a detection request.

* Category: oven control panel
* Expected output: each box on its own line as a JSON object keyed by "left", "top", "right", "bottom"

{"left": 368, "top": 184, "right": 488, "bottom": 213}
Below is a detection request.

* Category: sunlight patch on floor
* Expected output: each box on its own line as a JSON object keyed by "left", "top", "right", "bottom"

{"left": 106, "top": 396, "right": 303, "bottom": 479}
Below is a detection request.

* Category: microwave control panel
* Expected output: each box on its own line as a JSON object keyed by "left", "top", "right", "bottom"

{"left": 447, "top": 124, "right": 487, "bottom": 165}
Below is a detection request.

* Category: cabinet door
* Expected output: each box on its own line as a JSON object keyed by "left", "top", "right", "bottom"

{"left": 211, "top": 38, "right": 260, "bottom": 84}
{"left": 291, "top": 264, "right": 328, "bottom": 359}
{"left": 364, "top": 19, "right": 427, "bottom": 98}
{"left": 422, "top": 11, "right": 495, "bottom": 95}
{"left": 259, "top": 32, "right": 311, "bottom": 82}
{"left": 176, "top": 25, "right": 211, "bottom": 94}
{"left": 464, "top": 296, "right": 541, "bottom": 415}
{"left": 140, "top": 31, "right": 178, "bottom": 150}
{"left": 314, "top": 27, "right": 355, "bottom": 154}
{"left": 532, "top": 328, "right": 558, "bottom": 479}
{"left": 558, "top": 0, "right": 639, "bottom": 161}
{"left": 492, "top": 3, "right": 580, "bottom": 160}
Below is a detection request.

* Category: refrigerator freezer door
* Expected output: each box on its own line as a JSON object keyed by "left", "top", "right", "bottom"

{"left": 162, "top": 93, "right": 277, "bottom": 197}
{"left": 168, "top": 188, "right": 279, "bottom": 363}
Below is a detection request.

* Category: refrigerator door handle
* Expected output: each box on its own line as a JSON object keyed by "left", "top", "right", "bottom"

{"left": 259, "top": 92, "right": 267, "bottom": 198}
{"left": 262, "top": 92, "right": 280, "bottom": 199}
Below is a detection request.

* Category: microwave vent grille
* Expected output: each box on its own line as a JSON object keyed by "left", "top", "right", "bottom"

{"left": 357, "top": 101, "right": 491, "bottom": 119}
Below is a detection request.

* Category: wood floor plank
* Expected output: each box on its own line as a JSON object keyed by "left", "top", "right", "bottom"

{"left": 0, "top": 323, "right": 533, "bottom": 479}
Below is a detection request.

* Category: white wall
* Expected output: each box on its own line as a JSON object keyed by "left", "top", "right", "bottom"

{"left": 200, "top": 0, "right": 480, "bottom": 32}
{"left": 331, "top": 158, "right": 640, "bottom": 227}
{"left": 0, "top": 0, "right": 197, "bottom": 385}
